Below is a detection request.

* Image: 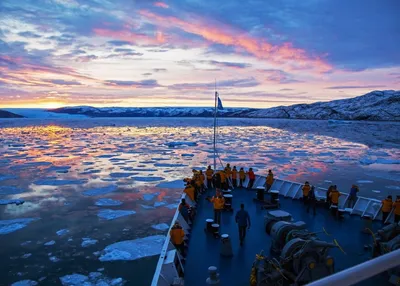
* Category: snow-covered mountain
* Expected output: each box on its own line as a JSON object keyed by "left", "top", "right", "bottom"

{"left": 50, "top": 90, "right": 400, "bottom": 121}
{"left": 0, "top": 109, "right": 24, "bottom": 118}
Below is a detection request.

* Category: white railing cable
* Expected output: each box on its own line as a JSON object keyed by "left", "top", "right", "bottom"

{"left": 307, "top": 248, "right": 400, "bottom": 286}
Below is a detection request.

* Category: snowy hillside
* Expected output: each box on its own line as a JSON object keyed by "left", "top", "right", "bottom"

{"left": 0, "top": 109, "right": 24, "bottom": 118}
{"left": 49, "top": 90, "right": 400, "bottom": 121}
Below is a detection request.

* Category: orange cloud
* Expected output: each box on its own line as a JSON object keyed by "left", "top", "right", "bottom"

{"left": 139, "top": 10, "right": 332, "bottom": 73}
{"left": 154, "top": 2, "right": 169, "bottom": 8}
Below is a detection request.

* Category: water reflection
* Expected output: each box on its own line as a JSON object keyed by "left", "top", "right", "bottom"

{"left": 0, "top": 119, "right": 399, "bottom": 285}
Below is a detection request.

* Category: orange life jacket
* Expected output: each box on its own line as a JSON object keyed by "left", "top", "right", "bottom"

{"left": 382, "top": 199, "right": 393, "bottom": 213}
{"left": 393, "top": 200, "right": 400, "bottom": 215}
{"left": 211, "top": 196, "right": 225, "bottom": 210}
{"left": 232, "top": 169, "right": 237, "bottom": 179}
{"left": 302, "top": 185, "right": 311, "bottom": 196}
{"left": 219, "top": 171, "right": 226, "bottom": 182}
{"left": 239, "top": 170, "right": 245, "bottom": 179}
{"left": 330, "top": 190, "right": 341, "bottom": 204}
{"left": 184, "top": 186, "right": 195, "bottom": 201}
{"left": 170, "top": 225, "right": 184, "bottom": 245}
{"left": 248, "top": 171, "right": 255, "bottom": 180}
{"left": 206, "top": 169, "right": 213, "bottom": 179}
{"left": 266, "top": 173, "right": 274, "bottom": 185}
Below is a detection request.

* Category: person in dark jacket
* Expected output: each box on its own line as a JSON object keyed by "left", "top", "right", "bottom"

{"left": 307, "top": 186, "right": 317, "bottom": 215}
{"left": 235, "top": 203, "right": 251, "bottom": 245}
{"left": 347, "top": 185, "right": 359, "bottom": 208}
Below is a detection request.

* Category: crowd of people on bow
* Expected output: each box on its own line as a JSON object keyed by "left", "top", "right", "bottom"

{"left": 169, "top": 165, "right": 400, "bottom": 257}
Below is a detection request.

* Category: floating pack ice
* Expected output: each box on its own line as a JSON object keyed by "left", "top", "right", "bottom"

{"left": 0, "top": 218, "right": 39, "bottom": 235}
{"left": 81, "top": 238, "right": 98, "bottom": 247}
{"left": 44, "top": 240, "right": 56, "bottom": 246}
{"left": 95, "top": 198, "right": 123, "bottom": 206}
{"left": 133, "top": 176, "right": 165, "bottom": 182}
{"left": 99, "top": 235, "right": 165, "bottom": 261}
{"left": 83, "top": 185, "right": 117, "bottom": 196}
{"left": 11, "top": 280, "right": 38, "bottom": 286}
{"left": 0, "top": 199, "right": 24, "bottom": 205}
{"left": 97, "top": 209, "right": 136, "bottom": 220}
{"left": 60, "top": 273, "right": 124, "bottom": 286}
{"left": 151, "top": 223, "right": 170, "bottom": 231}
{"left": 166, "top": 141, "right": 197, "bottom": 148}
{"left": 56, "top": 229, "right": 69, "bottom": 236}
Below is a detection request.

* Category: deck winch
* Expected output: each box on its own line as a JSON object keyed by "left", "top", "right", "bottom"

{"left": 252, "top": 211, "right": 337, "bottom": 286}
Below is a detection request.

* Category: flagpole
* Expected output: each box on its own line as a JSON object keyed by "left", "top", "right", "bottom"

{"left": 213, "top": 80, "right": 217, "bottom": 171}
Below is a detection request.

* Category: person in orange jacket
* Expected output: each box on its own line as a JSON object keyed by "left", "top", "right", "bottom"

{"left": 329, "top": 186, "right": 341, "bottom": 218}
{"left": 247, "top": 168, "right": 255, "bottom": 189}
{"left": 265, "top": 170, "right": 274, "bottom": 191}
{"left": 393, "top": 196, "right": 400, "bottom": 223}
{"left": 239, "top": 167, "right": 245, "bottom": 188}
{"left": 210, "top": 193, "right": 225, "bottom": 224}
{"left": 184, "top": 182, "right": 196, "bottom": 202}
{"left": 381, "top": 195, "right": 393, "bottom": 224}
{"left": 231, "top": 166, "right": 238, "bottom": 188}
{"left": 302, "top": 181, "right": 311, "bottom": 205}
{"left": 205, "top": 165, "right": 214, "bottom": 189}
{"left": 170, "top": 221, "right": 185, "bottom": 256}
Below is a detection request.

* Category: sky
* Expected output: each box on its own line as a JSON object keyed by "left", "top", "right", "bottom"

{"left": 0, "top": 0, "right": 399, "bottom": 109}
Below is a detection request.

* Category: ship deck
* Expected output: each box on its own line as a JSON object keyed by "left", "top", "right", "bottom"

{"left": 184, "top": 187, "right": 389, "bottom": 286}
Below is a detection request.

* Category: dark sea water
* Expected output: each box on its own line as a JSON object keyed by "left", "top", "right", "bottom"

{"left": 0, "top": 118, "right": 399, "bottom": 285}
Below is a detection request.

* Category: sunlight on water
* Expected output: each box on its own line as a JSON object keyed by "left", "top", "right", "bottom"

{"left": 0, "top": 118, "right": 399, "bottom": 285}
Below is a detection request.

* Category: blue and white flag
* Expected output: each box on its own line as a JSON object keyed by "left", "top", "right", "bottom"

{"left": 217, "top": 93, "right": 224, "bottom": 110}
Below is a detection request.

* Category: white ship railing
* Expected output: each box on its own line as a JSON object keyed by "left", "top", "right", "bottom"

{"left": 307, "top": 248, "right": 400, "bottom": 286}
{"left": 151, "top": 174, "right": 389, "bottom": 286}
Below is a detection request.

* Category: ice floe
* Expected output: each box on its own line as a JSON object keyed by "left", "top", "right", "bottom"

{"left": 166, "top": 141, "right": 197, "bottom": 148}
{"left": 386, "top": 185, "right": 400, "bottom": 190}
{"left": 154, "top": 201, "right": 166, "bottom": 207}
{"left": 11, "top": 280, "right": 38, "bottom": 286}
{"left": 99, "top": 235, "right": 165, "bottom": 261}
{"left": 21, "top": 241, "right": 32, "bottom": 246}
{"left": 60, "top": 273, "right": 124, "bottom": 286}
{"left": 151, "top": 223, "right": 170, "bottom": 231}
{"left": 141, "top": 204, "right": 155, "bottom": 209}
{"left": 81, "top": 237, "right": 98, "bottom": 247}
{"left": 49, "top": 256, "right": 60, "bottom": 262}
{"left": 44, "top": 240, "right": 56, "bottom": 246}
{"left": 0, "top": 218, "right": 39, "bottom": 235}
{"left": 56, "top": 229, "right": 69, "bottom": 236}
{"left": 156, "top": 180, "right": 185, "bottom": 189}
{"left": 0, "top": 199, "right": 24, "bottom": 205}
{"left": 33, "top": 179, "right": 87, "bottom": 186}
{"left": 372, "top": 190, "right": 381, "bottom": 193}
{"left": 95, "top": 198, "right": 123, "bottom": 206}
{"left": 164, "top": 203, "right": 179, "bottom": 210}
{"left": 133, "top": 176, "right": 165, "bottom": 182}
{"left": 83, "top": 185, "right": 117, "bottom": 196}
{"left": 356, "top": 180, "right": 374, "bottom": 184}
{"left": 109, "top": 172, "right": 135, "bottom": 178}
{"left": 97, "top": 209, "right": 136, "bottom": 220}
{"left": 142, "top": 194, "right": 157, "bottom": 201}
{"left": 21, "top": 253, "right": 32, "bottom": 259}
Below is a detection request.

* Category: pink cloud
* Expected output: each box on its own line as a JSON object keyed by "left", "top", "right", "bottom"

{"left": 139, "top": 10, "right": 332, "bottom": 73}
{"left": 154, "top": 2, "right": 169, "bottom": 8}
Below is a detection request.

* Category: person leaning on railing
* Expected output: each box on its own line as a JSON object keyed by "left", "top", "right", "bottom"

{"left": 381, "top": 195, "right": 393, "bottom": 224}
{"left": 347, "top": 185, "right": 359, "bottom": 208}
{"left": 265, "top": 169, "right": 274, "bottom": 192}
{"left": 170, "top": 221, "right": 185, "bottom": 257}
{"left": 393, "top": 196, "right": 400, "bottom": 223}
{"left": 247, "top": 168, "right": 255, "bottom": 189}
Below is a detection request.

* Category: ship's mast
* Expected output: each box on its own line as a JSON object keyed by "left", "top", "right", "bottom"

{"left": 213, "top": 80, "right": 217, "bottom": 171}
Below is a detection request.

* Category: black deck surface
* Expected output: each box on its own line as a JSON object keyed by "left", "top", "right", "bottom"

{"left": 184, "top": 187, "right": 389, "bottom": 286}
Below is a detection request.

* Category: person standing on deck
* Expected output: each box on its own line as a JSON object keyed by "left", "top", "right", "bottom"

{"left": 206, "top": 165, "right": 214, "bottom": 189}
{"left": 329, "top": 186, "right": 341, "bottom": 217}
{"left": 307, "top": 186, "right": 317, "bottom": 215}
{"left": 170, "top": 221, "right": 185, "bottom": 257}
{"left": 235, "top": 203, "right": 251, "bottom": 246}
{"left": 347, "top": 185, "right": 359, "bottom": 208}
{"left": 326, "top": 185, "right": 334, "bottom": 207}
{"left": 184, "top": 182, "right": 196, "bottom": 202}
{"left": 218, "top": 170, "right": 227, "bottom": 190}
{"left": 302, "top": 182, "right": 311, "bottom": 205}
{"left": 265, "top": 170, "right": 274, "bottom": 192}
{"left": 232, "top": 166, "right": 238, "bottom": 188}
{"left": 239, "top": 168, "right": 246, "bottom": 188}
{"left": 393, "top": 196, "right": 400, "bottom": 223}
{"left": 247, "top": 168, "right": 256, "bottom": 189}
{"left": 210, "top": 193, "right": 225, "bottom": 224}
{"left": 381, "top": 195, "right": 393, "bottom": 224}
{"left": 198, "top": 170, "right": 205, "bottom": 193}
{"left": 213, "top": 171, "right": 222, "bottom": 192}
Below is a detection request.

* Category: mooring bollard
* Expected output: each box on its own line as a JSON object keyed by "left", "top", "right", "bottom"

{"left": 206, "top": 266, "right": 220, "bottom": 285}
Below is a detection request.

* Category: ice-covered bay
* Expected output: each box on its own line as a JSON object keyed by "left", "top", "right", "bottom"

{"left": 0, "top": 118, "right": 399, "bottom": 285}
